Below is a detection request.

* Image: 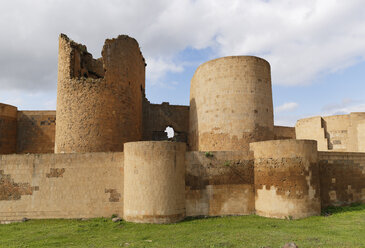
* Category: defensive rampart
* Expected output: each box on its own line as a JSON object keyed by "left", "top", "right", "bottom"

{"left": 124, "top": 141, "right": 186, "bottom": 223}
{"left": 0, "top": 152, "right": 124, "bottom": 221}
{"left": 55, "top": 34, "right": 145, "bottom": 153}
{"left": 318, "top": 151, "right": 365, "bottom": 207}
{"left": 296, "top": 113, "right": 365, "bottom": 152}
{"left": 16, "top": 111, "right": 56, "bottom": 154}
{"left": 142, "top": 100, "right": 189, "bottom": 142}
{"left": 250, "top": 140, "right": 321, "bottom": 219}
{"left": 1, "top": 142, "right": 365, "bottom": 222}
{"left": 189, "top": 56, "right": 274, "bottom": 151}
{"left": 185, "top": 150, "right": 255, "bottom": 216}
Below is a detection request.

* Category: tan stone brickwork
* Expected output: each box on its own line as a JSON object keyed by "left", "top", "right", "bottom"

{"left": 185, "top": 150, "right": 255, "bottom": 216}
{"left": 273, "top": 125, "right": 296, "bottom": 140}
{"left": 0, "top": 103, "right": 17, "bottom": 154}
{"left": 124, "top": 141, "right": 186, "bottom": 223}
{"left": 16, "top": 111, "right": 56, "bottom": 154}
{"left": 2, "top": 31, "right": 365, "bottom": 223}
{"left": 142, "top": 99, "right": 189, "bottom": 142}
{"left": 296, "top": 113, "right": 365, "bottom": 152}
{"left": 250, "top": 140, "right": 321, "bottom": 219}
{"left": 55, "top": 34, "right": 145, "bottom": 153}
{"left": 189, "top": 56, "right": 274, "bottom": 151}
{"left": 0, "top": 152, "right": 124, "bottom": 221}
{"left": 318, "top": 151, "right": 365, "bottom": 207}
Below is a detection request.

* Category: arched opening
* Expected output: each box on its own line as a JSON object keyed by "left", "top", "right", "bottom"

{"left": 165, "top": 126, "right": 175, "bottom": 139}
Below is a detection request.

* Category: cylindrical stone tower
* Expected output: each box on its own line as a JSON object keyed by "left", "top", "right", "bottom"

{"left": 55, "top": 34, "right": 145, "bottom": 153}
{"left": 250, "top": 139, "right": 321, "bottom": 219}
{"left": 189, "top": 56, "right": 274, "bottom": 151}
{"left": 124, "top": 141, "right": 186, "bottom": 223}
{"left": 0, "top": 103, "right": 17, "bottom": 154}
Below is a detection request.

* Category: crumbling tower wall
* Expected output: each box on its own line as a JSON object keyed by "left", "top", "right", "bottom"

{"left": 123, "top": 141, "right": 186, "bottom": 223}
{"left": 55, "top": 34, "right": 145, "bottom": 153}
{"left": 250, "top": 139, "right": 321, "bottom": 219}
{"left": 0, "top": 103, "right": 17, "bottom": 154}
{"left": 189, "top": 56, "right": 274, "bottom": 151}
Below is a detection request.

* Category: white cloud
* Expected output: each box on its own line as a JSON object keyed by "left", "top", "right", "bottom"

{"left": 275, "top": 102, "right": 299, "bottom": 113}
{"left": 146, "top": 57, "right": 184, "bottom": 85}
{"left": 1, "top": 0, "right": 365, "bottom": 109}
{"left": 321, "top": 98, "right": 365, "bottom": 116}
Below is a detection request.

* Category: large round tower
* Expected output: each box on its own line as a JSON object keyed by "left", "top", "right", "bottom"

{"left": 189, "top": 56, "right": 274, "bottom": 151}
{"left": 55, "top": 34, "right": 145, "bottom": 153}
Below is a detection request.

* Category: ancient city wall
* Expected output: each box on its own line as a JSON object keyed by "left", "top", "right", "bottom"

{"left": 142, "top": 100, "right": 189, "bottom": 142}
{"left": 2, "top": 143, "right": 365, "bottom": 222}
{"left": 295, "top": 116, "right": 328, "bottom": 150}
{"left": 296, "top": 113, "right": 365, "bottom": 152}
{"left": 0, "top": 103, "right": 17, "bottom": 154}
{"left": 16, "top": 111, "right": 56, "bottom": 154}
{"left": 273, "top": 125, "right": 296, "bottom": 140}
{"left": 189, "top": 56, "right": 274, "bottom": 151}
{"left": 318, "top": 151, "right": 365, "bottom": 207}
{"left": 185, "top": 150, "right": 255, "bottom": 216}
{"left": 124, "top": 142, "right": 186, "bottom": 223}
{"left": 250, "top": 140, "right": 321, "bottom": 219}
{"left": 55, "top": 34, "right": 145, "bottom": 153}
{"left": 322, "top": 115, "right": 350, "bottom": 151}
{"left": 0, "top": 152, "right": 124, "bottom": 221}
{"left": 348, "top": 113, "right": 365, "bottom": 152}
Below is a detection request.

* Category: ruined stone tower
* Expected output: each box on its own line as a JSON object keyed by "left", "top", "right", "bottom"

{"left": 55, "top": 34, "right": 145, "bottom": 153}
{"left": 189, "top": 56, "right": 274, "bottom": 151}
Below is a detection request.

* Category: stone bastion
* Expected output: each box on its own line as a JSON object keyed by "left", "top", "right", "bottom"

{"left": 0, "top": 34, "right": 365, "bottom": 224}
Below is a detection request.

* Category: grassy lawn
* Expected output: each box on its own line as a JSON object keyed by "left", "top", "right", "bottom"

{"left": 0, "top": 205, "right": 364, "bottom": 248}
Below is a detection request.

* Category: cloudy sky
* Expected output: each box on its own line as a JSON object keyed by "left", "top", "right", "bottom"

{"left": 0, "top": 0, "right": 364, "bottom": 126}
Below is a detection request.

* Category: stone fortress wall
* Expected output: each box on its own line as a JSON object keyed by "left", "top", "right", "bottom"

{"left": 16, "top": 111, "right": 56, "bottom": 154}
{"left": 295, "top": 112, "right": 365, "bottom": 152}
{"left": 250, "top": 140, "right": 321, "bottom": 219}
{"left": 1, "top": 34, "right": 365, "bottom": 223}
{"left": 0, "top": 104, "right": 56, "bottom": 154}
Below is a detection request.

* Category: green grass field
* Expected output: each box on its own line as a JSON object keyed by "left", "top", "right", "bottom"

{"left": 0, "top": 204, "right": 364, "bottom": 248}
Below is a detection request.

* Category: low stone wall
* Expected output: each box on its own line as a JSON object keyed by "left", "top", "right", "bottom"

{"left": 0, "top": 152, "right": 124, "bottom": 221}
{"left": 318, "top": 151, "right": 365, "bottom": 207}
{"left": 2, "top": 144, "right": 365, "bottom": 222}
{"left": 185, "top": 150, "right": 255, "bottom": 216}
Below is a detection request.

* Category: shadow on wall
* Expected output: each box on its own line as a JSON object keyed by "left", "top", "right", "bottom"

{"left": 185, "top": 150, "right": 255, "bottom": 216}
{"left": 143, "top": 100, "right": 190, "bottom": 144}
{"left": 16, "top": 112, "right": 56, "bottom": 154}
{"left": 188, "top": 98, "right": 198, "bottom": 151}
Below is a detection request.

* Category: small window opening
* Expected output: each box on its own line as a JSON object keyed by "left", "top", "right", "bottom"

{"left": 165, "top": 126, "right": 175, "bottom": 139}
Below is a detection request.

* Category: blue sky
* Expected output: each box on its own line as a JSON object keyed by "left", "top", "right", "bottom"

{"left": 0, "top": 0, "right": 364, "bottom": 126}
